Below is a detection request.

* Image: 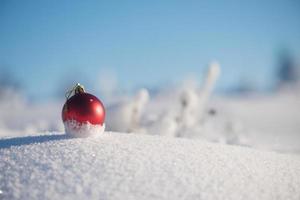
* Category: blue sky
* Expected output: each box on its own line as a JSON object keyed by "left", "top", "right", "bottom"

{"left": 0, "top": 0, "right": 300, "bottom": 100}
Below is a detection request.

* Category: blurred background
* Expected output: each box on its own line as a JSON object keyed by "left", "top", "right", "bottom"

{"left": 0, "top": 0, "right": 300, "bottom": 153}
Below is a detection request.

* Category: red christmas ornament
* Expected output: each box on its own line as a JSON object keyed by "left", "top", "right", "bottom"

{"left": 62, "top": 83, "right": 105, "bottom": 137}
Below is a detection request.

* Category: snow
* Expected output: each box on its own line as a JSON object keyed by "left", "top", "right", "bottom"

{"left": 1, "top": 132, "right": 300, "bottom": 200}
{"left": 1, "top": 62, "right": 300, "bottom": 199}
{"left": 63, "top": 120, "right": 105, "bottom": 138}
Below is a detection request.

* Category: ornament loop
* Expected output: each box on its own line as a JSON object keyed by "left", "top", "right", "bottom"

{"left": 65, "top": 83, "right": 85, "bottom": 100}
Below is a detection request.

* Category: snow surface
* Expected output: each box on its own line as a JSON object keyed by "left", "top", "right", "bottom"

{"left": 1, "top": 132, "right": 300, "bottom": 200}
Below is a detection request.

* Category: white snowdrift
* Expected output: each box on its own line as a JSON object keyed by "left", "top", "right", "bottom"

{"left": 1, "top": 132, "right": 300, "bottom": 200}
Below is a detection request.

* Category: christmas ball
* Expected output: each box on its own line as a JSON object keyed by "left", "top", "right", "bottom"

{"left": 62, "top": 84, "right": 105, "bottom": 137}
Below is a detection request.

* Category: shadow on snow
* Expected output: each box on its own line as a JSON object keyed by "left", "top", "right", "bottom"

{"left": 0, "top": 134, "right": 70, "bottom": 149}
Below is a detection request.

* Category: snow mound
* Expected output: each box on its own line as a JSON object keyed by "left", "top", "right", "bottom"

{"left": 1, "top": 133, "right": 300, "bottom": 200}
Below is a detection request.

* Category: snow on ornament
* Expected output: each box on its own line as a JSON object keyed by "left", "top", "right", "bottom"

{"left": 62, "top": 83, "right": 105, "bottom": 137}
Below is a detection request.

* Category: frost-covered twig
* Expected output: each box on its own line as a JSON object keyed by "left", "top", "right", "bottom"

{"left": 177, "top": 62, "right": 221, "bottom": 136}
{"left": 106, "top": 89, "right": 149, "bottom": 133}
